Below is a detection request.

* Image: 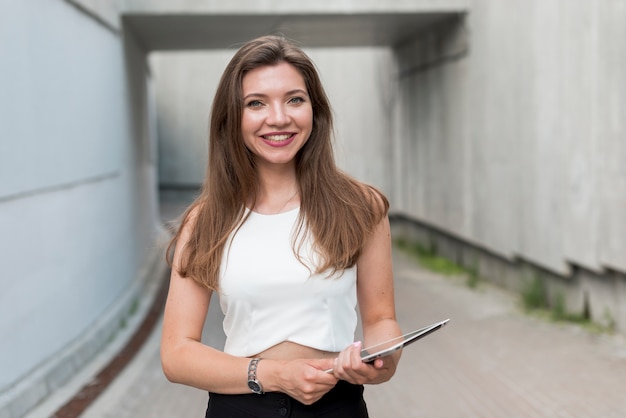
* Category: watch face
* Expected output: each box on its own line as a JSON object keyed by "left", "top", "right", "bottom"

{"left": 248, "top": 380, "right": 262, "bottom": 394}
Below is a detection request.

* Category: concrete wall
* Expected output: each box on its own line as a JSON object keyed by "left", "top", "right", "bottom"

{"left": 0, "top": 1, "right": 161, "bottom": 415}
{"left": 392, "top": 1, "right": 626, "bottom": 328}
{"left": 152, "top": 47, "right": 395, "bottom": 194}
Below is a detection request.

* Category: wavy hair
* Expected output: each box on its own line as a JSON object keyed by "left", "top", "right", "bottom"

{"left": 168, "top": 35, "right": 388, "bottom": 290}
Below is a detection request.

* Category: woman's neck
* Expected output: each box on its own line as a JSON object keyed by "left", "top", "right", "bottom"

{"left": 252, "top": 166, "right": 300, "bottom": 215}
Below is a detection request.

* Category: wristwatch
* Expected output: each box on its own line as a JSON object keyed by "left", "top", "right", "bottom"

{"left": 247, "top": 357, "right": 264, "bottom": 394}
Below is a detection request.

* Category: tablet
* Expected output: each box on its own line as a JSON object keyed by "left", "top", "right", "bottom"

{"left": 325, "top": 318, "right": 449, "bottom": 373}
{"left": 360, "top": 318, "right": 450, "bottom": 363}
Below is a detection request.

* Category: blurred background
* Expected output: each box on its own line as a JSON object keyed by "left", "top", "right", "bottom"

{"left": 1, "top": 0, "right": 625, "bottom": 416}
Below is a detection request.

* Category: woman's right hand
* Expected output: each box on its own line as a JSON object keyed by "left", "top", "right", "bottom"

{"left": 258, "top": 358, "right": 338, "bottom": 405}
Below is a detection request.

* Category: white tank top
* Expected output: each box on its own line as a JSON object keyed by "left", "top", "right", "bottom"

{"left": 218, "top": 207, "right": 357, "bottom": 357}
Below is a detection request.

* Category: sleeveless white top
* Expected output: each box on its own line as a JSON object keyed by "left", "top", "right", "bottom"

{"left": 218, "top": 207, "right": 357, "bottom": 357}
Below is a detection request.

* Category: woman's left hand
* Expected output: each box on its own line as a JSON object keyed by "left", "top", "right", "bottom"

{"left": 331, "top": 341, "right": 399, "bottom": 385}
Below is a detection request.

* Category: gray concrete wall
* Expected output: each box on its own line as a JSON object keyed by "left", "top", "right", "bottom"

{"left": 152, "top": 47, "right": 395, "bottom": 194}
{"left": 393, "top": 0, "right": 626, "bottom": 276}
{"left": 392, "top": 1, "right": 626, "bottom": 328}
{"left": 0, "top": 1, "right": 162, "bottom": 415}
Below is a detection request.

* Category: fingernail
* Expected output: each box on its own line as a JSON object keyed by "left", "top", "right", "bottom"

{"left": 353, "top": 341, "right": 362, "bottom": 348}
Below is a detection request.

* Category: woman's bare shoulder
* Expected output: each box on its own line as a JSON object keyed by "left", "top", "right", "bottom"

{"left": 179, "top": 200, "right": 205, "bottom": 231}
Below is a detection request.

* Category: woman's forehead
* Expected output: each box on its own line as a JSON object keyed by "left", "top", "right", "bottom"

{"left": 242, "top": 63, "right": 307, "bottom": 95}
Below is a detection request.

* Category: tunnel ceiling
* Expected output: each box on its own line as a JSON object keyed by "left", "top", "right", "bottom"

{"left": 122, "top": 12, "right": 464, "bottom": 50}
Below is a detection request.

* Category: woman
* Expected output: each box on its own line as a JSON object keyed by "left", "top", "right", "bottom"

{"left": 161, "top": 35, "right": 402, "bottom": 417}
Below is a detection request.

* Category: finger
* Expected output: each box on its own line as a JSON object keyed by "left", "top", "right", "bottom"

{"left": 337, "top": 341, "right": 359, "bottom": 369}
{"left": 334, "top": 343, "right": 366, "bottom": 381}
{"left": 350, "top": 341, "right": 363, "bottom": 367}
{"left": 309, "top": 358, "right": 338, "bottom": 376}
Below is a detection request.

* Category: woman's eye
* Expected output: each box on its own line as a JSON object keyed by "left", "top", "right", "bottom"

{"left": 288, "top": 96, "right": 305, "bottom": 105}
{"left": 246, "top": 100, "right": 263, "bottom": 108}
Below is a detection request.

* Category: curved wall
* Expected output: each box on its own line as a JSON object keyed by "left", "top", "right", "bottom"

{"left": 0, "top": 0, "right": 159, "bottom": 406}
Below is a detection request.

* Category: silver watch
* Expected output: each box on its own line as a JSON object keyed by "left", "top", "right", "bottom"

{"left": 247, "top": 357, "right": 264, "bottom": 394}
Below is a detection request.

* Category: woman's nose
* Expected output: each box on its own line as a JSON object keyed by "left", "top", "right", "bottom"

{"left": 266, "top": 104, "right": 289, "bottom": 126}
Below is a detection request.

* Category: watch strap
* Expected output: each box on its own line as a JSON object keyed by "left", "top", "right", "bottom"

{"left": 247, "top": 357, "right": 264, "bottom": 394}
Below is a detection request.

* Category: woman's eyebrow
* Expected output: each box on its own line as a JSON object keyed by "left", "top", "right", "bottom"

{"left": 243, "top": 92, "right": 266, "bottom": 100}
{"left": 285, "top": 89, "right": 309, "bottom": 96}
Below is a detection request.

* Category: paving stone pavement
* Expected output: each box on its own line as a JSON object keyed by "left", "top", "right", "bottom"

{"left": 31, "top": 191, "right": 626, "bottom": 417}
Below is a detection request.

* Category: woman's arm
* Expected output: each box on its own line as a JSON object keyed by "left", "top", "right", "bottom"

{"left": 332, "top": 215, "right": 402, "bottom": 384}
{"left": 160, "top": 210, "right": 250, "bottom": 393}
{"left": 160, "top": 210, "right": 337, "bottom": 403}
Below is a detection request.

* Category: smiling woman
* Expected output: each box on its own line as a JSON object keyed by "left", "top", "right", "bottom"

{"left": 241, "top": 62, "right": 313, "bottom": 175}
{"left": 161, "top": 35, "right": 402, "bottom": 418}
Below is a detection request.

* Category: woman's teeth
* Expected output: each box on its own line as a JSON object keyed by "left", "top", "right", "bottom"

{"left": 264, "top": 134, "right": 291, "bottom": 141}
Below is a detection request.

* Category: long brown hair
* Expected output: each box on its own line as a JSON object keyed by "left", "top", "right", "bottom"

{"left": 168, "top": 35, "right": 388, "bottom": 290}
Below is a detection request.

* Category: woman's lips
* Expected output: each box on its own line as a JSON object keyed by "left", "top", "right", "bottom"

{"left": 260, "top": 132, "right": 296, "bottom": 147}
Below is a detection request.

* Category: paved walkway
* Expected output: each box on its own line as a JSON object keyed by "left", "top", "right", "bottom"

{"left": 30, "top": 190, "right": 626, "bottom": 417}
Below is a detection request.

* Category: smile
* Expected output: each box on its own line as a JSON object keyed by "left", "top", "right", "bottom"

{"left": 262, "top": 133, "right": 294, "bottom": 142}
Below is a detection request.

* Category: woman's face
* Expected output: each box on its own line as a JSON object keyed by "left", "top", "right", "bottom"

{"left": 241, "top": 62, "right": 313, "bottom": 169}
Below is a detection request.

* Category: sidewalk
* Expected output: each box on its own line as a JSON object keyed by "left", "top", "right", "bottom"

{"left": 34, "top": 190, "right": 626, "bottom": 417}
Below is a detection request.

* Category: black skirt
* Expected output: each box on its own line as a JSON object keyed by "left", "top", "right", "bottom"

{"left": 205, "top": 380, "right": 369, "bottom": 418}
